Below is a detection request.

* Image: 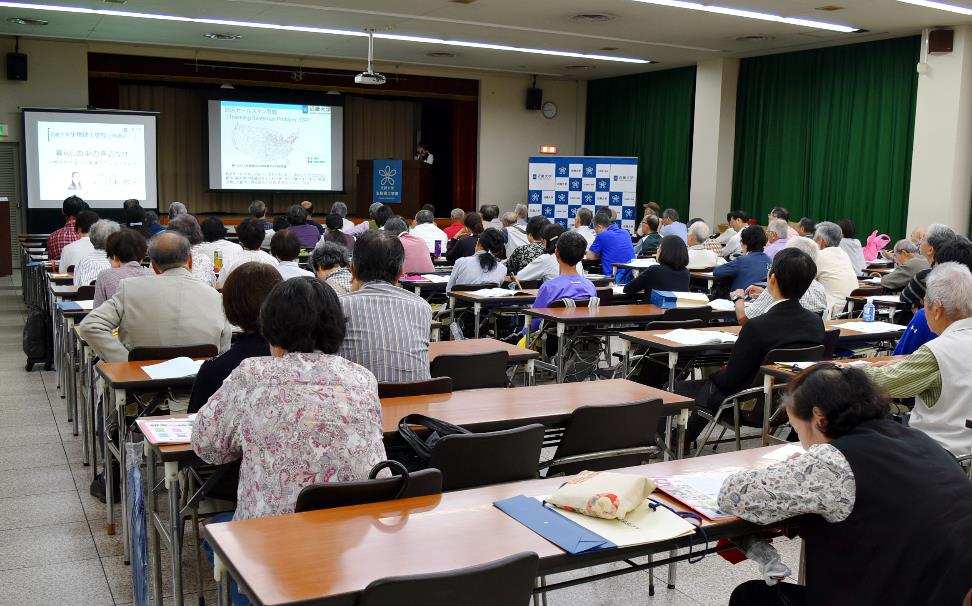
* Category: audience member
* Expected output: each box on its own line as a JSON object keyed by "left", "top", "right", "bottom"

{"left": 658, "top": 208, "right": 688, "bottom": 242}
{"left": 322, "top": 213, "right": 355, "bottom": 252}
{"left": 837, "top": 218, "right": 866, "bottom": 275}
{"left": 767, "top": 206, "right": 799, "bottom": 238}
{"left": 59, "top": 209, "right": 98, "bottom": 273}
{"left": 411, "top": 209, "right": 448, "bottom": 254}
{"left": 720, "top": 211, "right": 749, "bottom": 257}
{"left": 286, "top": 204, "right": 321, "bottom": 248}
{"left": 720, "top": 363, "right": 972, "bottom": 606}
{"left": 445, "top": 212, "right": 485, "bottom": 263}
{"left": 122, "top": 198, "right": 140, "bottom": 210}
{"left": 812, "top": 221, "right": 859, "bottom": 318}
{"left": 623, "top": 235, "right": 690, "bottom": 300}
{"left": 300, "top": 201, "right": 325, "bottom": 237}
{"left": 217, "top": 218, "right": 278, "bottom": 287}
{"left": 74, "top": 219, "right": 121, "bottom": 286}
{"left": 92, "top": 228, "right": 153, "bottom": 307}
{"left": 144, "top": 211, "right": 165, "bottom": 236}
{"left": 506, "top": 215, "right": 548, "bottom": 274}
{"left": 686, "top": 221, "right": 722, "bottom": 270}
{"left": 329, "top": 201, "right": 354, "bottom": 232}
{"left": 168, "top": 201, "right": 187, "bottom": 219}
{"left": 79, "top": 231, "right": 231, "bottom": 362}
{"left": 167, "top": 214, "right": 216, "bottom": 286}
{"left": 712, "top": 225, "right": 771, "bottom": 291}
{"left": 733, "top": 237, "right": 828, "bottom": 323}
{"left": 572, "top": 207, "right": 597, "bottom": 250}
{"left": 249, "top": 199, "right": 272, "bottom": 231}
{"left": 47, "top": 195, "right": 86, "bottom": 262}
{"left": 443, "top": 208, "right": 466, "bottom": 240}
{"left": 311, "top": 241, "right": 353, "bottom": 295}
{"left": 797, "top": 217, "right": 816, "bottom": 237}
{"left": 679, "top": 246, "right": 824, "bottom": 444}
{"left": 587, "top": 209, "right": 635, "bottom": 276}
{"left": 635, "top": 215, "right": 661, "bottom": 256}
{"left": 339, "top": 231, "right": 433, "bottom": 383}
{"left": 123, "top": 205, "right": 152, "bottom": 239}
{"left": 447, "top": 227, "right": 508, "bottom": 292}
{"left": 270, "top": 230, "right": 314, "bottom": 280}
{"left": 480, "top": 204, "right": 503, "bottom": 229}
{"left": 881, "top": 239, "right": 930, "bottom": 291}
{"left": 504, "top": 207, "right": 530, "bottom": 257}
{"left": 517, "top": 223, "right": 582, "bottom": 283}
{"left": 901, "top": 223, "right": 955, "bottom": 309}
{"left": 526, "top": 231, "right": 596, "bottom": 333}
{"left": 763, "top": 219, "right": 790, "bottom": 259}
{"left": 385, "top": 216, "right": 435, "bottom": 274}
{"left": 188, "top": 262, "right": 282, "bottom": 413}
{"left": 192, "top": 277, "right": 386, "bottom": 519}
{"left": 198, "top": 217, "right": 242, "bottom": 264}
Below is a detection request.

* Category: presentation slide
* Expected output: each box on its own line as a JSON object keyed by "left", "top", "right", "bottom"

{"left": 23, "top": 110, "right": 158, "bottom": 209}
{"left": 207, "top": 100, "right": 344, "bottom": 191}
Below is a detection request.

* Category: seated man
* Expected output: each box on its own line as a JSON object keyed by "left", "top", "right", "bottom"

{"left": 384, "top": 216, "right": 435, "bottom": 274}
{"left": 763, "top": 219, "right": 789, "bottom": 259}
{"left": 720, "top": 210, "right": 749, "bottom": 257}
{"left": 679, "top": 248, "right": 825, "bottom": 444}
{"left": 686, "top": 220, "right": 722, "bottom": 270}
{"left": 47, "top": 195, "right": 86, "bottom": 263}
{"left": 586, "top": 209, "right": 635, "bottom": 276}
{"left": 862, "top": 262, "right": 972, "bottom": 458}
{"left": 58, "top": 209, "right": 98, "bottom": 273}
{"left": 216, "top": 217, "right": 277, "bottom": 287}
{"left": 443, "top": 207, "right": 466, "bottom": 240}
{"left": 572, "top": 207, "right": 597, "bottom": 250}
{"left": 79, "top": 231, "right": 232, "bottom": 362}
{"left": 712, "top": 225, "right": 771, "bottom": 292}
{"left": 74, "top": 220, "right": 121, "bottom": 286}
{"left": 410, "top": 209, "right": 448, "bottom": 255}
{"left": 338, "top": 230, "right": 433, "bottom": 383}
{"left": 732, "top": 237, "right": 828, "bottom": 324}
{"left": 881, "top": 239, "right": 930, "bottom": 292}
{"left": 658, "top": 208, "right": 687, "bottom": 243}
{"left": 812, "top": 221, "right": 858, "bottom": 318}
{"left": 270, "top": 229, "right": 314, "bottom": 280}
{"left": 524, "top": 231, "right": 596, "bottom": 336}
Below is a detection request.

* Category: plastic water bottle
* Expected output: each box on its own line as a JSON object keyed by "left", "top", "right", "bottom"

{"left": 862, "top": 297, "right": 876, "bottom": 322}
{"left": 434, "top": 239, "right": 442, "bottom": 258}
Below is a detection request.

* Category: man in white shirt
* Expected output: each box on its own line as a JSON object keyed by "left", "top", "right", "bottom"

{"left": 415, "top": 143, "right": 434, "bottom": 165}
{"left": 270, "top": 229, "right": 314, "bottom": 280}
{"left": 686, "top": 221, "right": 722, "bottom": 270}
{"left": 74, "top": 219, "right": 121, "bottom": 286}
{"left": 812, "top": 221, "right": 859, "bottom": 319}
{"left": 331, "top": 201, "right": 355, "bottom": 232}
{"left": 504, "top": 205, "right": 530, "bottom": 257}
{"left": 410, "top": 209, "right": 448, "bottom": 254}
{"left": 721, "top": 211, "right": 749, "bottom": 258}
{"left": 59, "top": 210, "right": 98, "bottom": 273}
{"left": 217, "top": 217, "right": 278, "bottom": 287}
{"left": 572, "top": 207, "right": 597, "bottom": 250}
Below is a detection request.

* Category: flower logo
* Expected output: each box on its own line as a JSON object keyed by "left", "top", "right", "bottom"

{"left": 379, "top": 165, "right": 397, "bottom": 186}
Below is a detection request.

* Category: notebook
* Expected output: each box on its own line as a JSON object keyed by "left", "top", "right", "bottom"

{"left": 659, "top": 329, "right": 738, "bottom": 346}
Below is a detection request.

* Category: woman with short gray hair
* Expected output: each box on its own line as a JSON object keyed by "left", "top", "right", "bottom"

{"left": 167, "top": 214, "right": 216, "bottom": 286}
{"left": 311, "top": 240, "right": 353, "bottom": 295}
{"left": 74, "top": 220, "right": 121, "bottom": 286}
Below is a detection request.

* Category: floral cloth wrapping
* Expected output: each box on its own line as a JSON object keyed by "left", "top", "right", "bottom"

{"left": 546, "top": 471, "right": 656, "bottom": 520}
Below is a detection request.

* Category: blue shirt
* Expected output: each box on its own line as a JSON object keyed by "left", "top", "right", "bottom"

{"left": 893, "top": 308, "right": 937, "bottom": 355}
{"left": 527, "top": 274, "right": 596, "bottom": 332}
{"left": 713, "top": 251, "right": 772, "bottom": 291}
{"left": 659, "top": 221, "right": 687, "bottom": 243}
{"left": 590, "top": 225, "right": 635, "bottom": 276}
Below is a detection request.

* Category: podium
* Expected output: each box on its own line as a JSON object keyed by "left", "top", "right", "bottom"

{"left": 356, "top": 159, "right": 433, "bottom": 218}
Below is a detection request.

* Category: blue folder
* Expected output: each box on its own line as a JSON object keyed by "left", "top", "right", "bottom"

{"left": 494, "top": 495, "right": 616, "bottom": 554}
{"left": 58, "top": 301, "right": 83, "bottom": 312}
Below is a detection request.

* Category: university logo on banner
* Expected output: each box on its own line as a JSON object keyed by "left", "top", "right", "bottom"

{"left": 373, "top": 160, "right": 402, "bottom": 204}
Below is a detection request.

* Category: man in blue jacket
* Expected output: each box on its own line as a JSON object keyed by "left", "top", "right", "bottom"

{"left": 713, "top": 225, "right": 772, "bottom": 291}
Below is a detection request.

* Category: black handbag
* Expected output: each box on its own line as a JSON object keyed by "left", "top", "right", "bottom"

{"left": 367, "top": 460, "right": 411, "bottom": 500}
{"left": 397, "top": 414, "right": 471, "bottom": 469}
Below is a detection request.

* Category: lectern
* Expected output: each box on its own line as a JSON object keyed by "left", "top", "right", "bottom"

{"left": 356, "top": 160, "right": 433, "bottom": 218}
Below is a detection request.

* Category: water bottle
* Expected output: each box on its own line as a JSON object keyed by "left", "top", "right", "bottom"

{"left": 862, "top": 297, "right": 876, "bottom": 322}
{"left": 434, "top": 239, "right": 442, "bottom": 258}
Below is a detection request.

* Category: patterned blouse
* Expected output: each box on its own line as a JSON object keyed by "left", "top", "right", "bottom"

{"left": 717, "top": 444, "right": 855, "bottom": 525}
{"left": 325, "top": 267, "right": 353, "bottom": 295}
{"left": 506, "top": 243, "right": 545, "bottom": 276}
{"left": 191, "top": 352, "right": 387, "bottom": 520}
{"left": 92, "top": 261, "right": 154, "bottom": 307}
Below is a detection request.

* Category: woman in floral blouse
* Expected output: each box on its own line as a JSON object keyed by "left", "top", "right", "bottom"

{"left": 192, "top": 277, "right": 387, "bottom": 520}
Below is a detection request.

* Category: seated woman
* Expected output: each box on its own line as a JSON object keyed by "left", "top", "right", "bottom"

{"left": 310, "top": 241, "right": 353, "bottom": 295}
{"left": 270, "top": 229, "right": 314, "bottom": 280}
{"left": 516, "top": 223, "right": 581, "bottom": 284}
{"left": 321, "top": 213, "right": 355, "bottom": 252}
{"left": 93, "top": 228, "right": 153, "bottom": 307}
{"left": 188, "top": 262, "right": 282, "bottom": 413}
{"left": 623, "top": 235, "right": 690, "bottom": 300}
{"left": 719, "top": 364, "right": 972, "bottom": 606}
{"left": 444, "top": 211, "right": 484, "bottom": 263}
{"left": 191, "top": 276, "right": 387, "bottom": 520}
{"left": 446, "top": 227, "right": 507, "bottom": 292}
{"left": 198, "top": 216, "right": 242, "bottom": 264}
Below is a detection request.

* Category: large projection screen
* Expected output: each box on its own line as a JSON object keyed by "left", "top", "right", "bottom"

{"left": 23, "top": 109, "right": 159, "bottom": 209}
{"left": 207, "top": 100, "right": 344, "bottom": 191}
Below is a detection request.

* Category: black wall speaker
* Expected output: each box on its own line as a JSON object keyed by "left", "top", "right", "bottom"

{"left": 6, "top": 52, "right": 27, "bottom": 81}
{"left": 526, "top": 87, "right": 542, "bottom": 111}
{"left": 929, "top": 29, "right": 954, "bottom": 54}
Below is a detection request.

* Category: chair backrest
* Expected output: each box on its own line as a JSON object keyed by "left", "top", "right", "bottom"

{"left": 549, "top": 297, "right": 597, "bottom": 308}
{"left": 517, "top": 279, "right": 541, "bottom": 290}
{"left": 66, "top": 264, "right": 75, "bottom": 273}
{"left": 430, "top": 351, "right": 509, "bottom": 390}
{"left": 643, "top": 319, "right": 706, "bottom": 331}
{"left": 762, "top": 345, "right": 826, "bottom": 366}
{"left": 822, "top": 328, "right": 841, "bottom": 360}
{"left": 661, "top": 306, "right": 712, "bottom": 322}
{"left": 76, "top": 285, "right": 95, "bottom": 301}
{"left": 127, "top": 344, "right": 218, "bottom": 362}
{"left": 294, "top": 469, "right": 443, "bottom": 513}
{"left": 595, "top": 286, "right": 614, "bottom": 306}
{"left": 849, "top": 286, "right": 883, "bottom": 298}
{"left": 429, "top": 424, "right": 545, "bottom": 491}
{"left": 546, "top": 400, "right": 664, "bottom": 477}
{"left": 358, "top": 551, "right": 539, "bottom": 606}
{"left": 378, "top": 377, "right": 454, "bottom": 399}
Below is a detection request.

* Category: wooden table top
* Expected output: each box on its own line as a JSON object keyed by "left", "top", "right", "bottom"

{"left": 428, "top": 338, "right": 539, "bottom": 364}
{"left": 96, "top": 359, "right": 206, "bottom": 390}
{"left": 450, "top": 289, "right": 539, "bottom": 304}
{"left": 50, "top": 284, "right": 81, "bottom": 299}
{"left": 759, "top": 355, "right": 902, "bottom": 380}
{"left": 205, "top": 446, "right": 784, "bottom": 606}
{"left": 525, "top": 303, "right": 667, "bottom": 324}
{"left": 379, "top": 379, "right": 692, "bottom": 434}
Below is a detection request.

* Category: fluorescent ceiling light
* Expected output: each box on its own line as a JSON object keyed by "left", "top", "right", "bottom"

{"left": 895, "top": 0, "right": 972, "bottom": 15}
{"left": 0, "top": 1, "right": 651, "bottom": 63}
{"left": 630, "top": 0, "right": 860, "bottom": 33}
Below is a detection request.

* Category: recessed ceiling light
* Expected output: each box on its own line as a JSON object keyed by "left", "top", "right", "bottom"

{"left": 735, "top": 35, "right": 773, "bottom": 42}
{"left": 564, "top": 64, "right": 594, "bottom": 70}
{"left": 894, "top": 0, "right": 972, "bottom": 14}
{"left": 6, "top": 16, "right": 47, "bottom": 24}
{"left": 628, "top": 0, "right": 859, "bottom": 32}
{"left": 570, "top": 13, "right": 616, "bottom": 22}
{"left": 204, "top": 32, "right": 242, "bottom": 40}
{"left": 0, "top": 1, "right": 651, "bottom": 63}
{"left": 426, "top": 51, "right": 457, "bottom": 58}
{"left": 815, "top": 5, "right": 845, "bottom": 10}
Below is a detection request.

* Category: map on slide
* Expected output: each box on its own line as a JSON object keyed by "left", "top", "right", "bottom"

{"left": 219, "top": 101, "right": 333, "bottom": 190}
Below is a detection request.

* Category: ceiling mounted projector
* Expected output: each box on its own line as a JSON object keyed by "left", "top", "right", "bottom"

{"left": 356, "top": 29, "right": 386, "bottom": 86}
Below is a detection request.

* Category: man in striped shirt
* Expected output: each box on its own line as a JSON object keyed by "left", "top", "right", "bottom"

{"left": 337, "top": 230, "right": 433, "bottom": 384}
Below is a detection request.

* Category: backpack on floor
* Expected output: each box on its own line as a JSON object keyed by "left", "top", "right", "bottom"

{"left": 22, "top": 304, "right": 52, "bottom": 371}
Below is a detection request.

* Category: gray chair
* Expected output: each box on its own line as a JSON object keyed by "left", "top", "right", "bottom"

{"left": 430, "top": 350, "right": 509, "bottom": 390}
{"left": 429, "top": 424, "right": 545, "bottom": 491}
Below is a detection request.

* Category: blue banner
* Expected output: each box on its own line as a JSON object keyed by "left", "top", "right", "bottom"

{"left": 373, "top": 159, "right": 403, "bottom": 204}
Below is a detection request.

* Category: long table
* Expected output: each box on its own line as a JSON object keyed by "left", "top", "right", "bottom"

{"left": 204, "top": 446, "right": 789, "bottom": 606}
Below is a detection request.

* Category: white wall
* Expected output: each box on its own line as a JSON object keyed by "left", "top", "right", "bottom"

{"left": 689, "top": 58, "right": 738, "bottom": 227}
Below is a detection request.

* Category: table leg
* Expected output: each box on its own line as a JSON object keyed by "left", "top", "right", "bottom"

{"left": 525, "top": 359, "right": 535, "bottom": 387}
{"left": 762, "top": 374, "right": 773, "bottom": 446}
{"left": 556, "top": 322, "right": 566, "bottom": 383}
{"left": 474, "top": 302, "right": 482, "bottom": 338}
{"left": 116, "top": 387, "right": 130, "bottom": 564}
{"left": 78, "top": 342, "right": 88, "bottom": 465}
{"left": 621, "top": 339, "right": 630, "bottom": 379}
{"left": 69, "top": 319, "right": 79, "bottom": 436}
{"left": 103, "top": 381, "right": 115, "bottom": 536}
{"left": 145, "top": 442, "right": 163, "bottom": 606}
{"left": 165, "top": 461, "right": 184, "bottom": 606}
{"left": 214, "top": 555, "right": 231, "bottom": 606}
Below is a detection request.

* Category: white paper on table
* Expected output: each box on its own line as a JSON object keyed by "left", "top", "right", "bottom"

{"left": 707, "top": 299, "right": 736, "bottom": 312}
{"left": 659, "top": 329, "right": 738, "bottom": 346}
{"left": 870, "top": 295, "right": 901, "bottom": 304}
{"left": 624, "top": 258, "right": 658, "bottom": 268}
{"left": 762, "top": 443, "right": 806, "bottom": 462}
{"left": 466, "top": 288, "right": 520, "bottom": 298}
{"left": 420, "top": 274, "right": 450, "bottom": 283}
{"left": 141, "top": 357, "right": 205, "bottom": 380}
{"left": 840, "top": 321, "right": 906, "bottom": 334}
{"left": 75, "top": 299, "right": 94, "bottom": 311}
{"left": 868, "top": 259, "right": 892, "bottom": 266}
{"left": 651, "top": 469, "right": 744, "bottom": 520}
{"left": 534, "top": 497, "right": 696, "bottom": 547}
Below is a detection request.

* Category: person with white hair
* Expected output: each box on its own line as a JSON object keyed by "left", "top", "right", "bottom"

{"left": 686, "top": 220, "right": 722, "bottom": 270}
{"left": 328, "top": 201, "right": 354, "bottom": 232}
{"left": 443, "top": 208, "right": 466, "bottom": 240}
{"left": 345, "top": 202, "right": 385, "bottom": 237}
{"left": 862, "top": 262, "right": 972, "bottom": 457}
{"left": 410, "top": 209, "right": 448, "bottom": 254}
{"left": 658, "top": 208, "right": 687, "bottom": 243}
{"left": 73, "top": 219, "right": 122, "bottom": 286}
{"left": 881, "top": 239, "right": 930, "bottom": 292}
{"left": 763, "top": 219, "right": 790, "bottom": 259}
{"left": 731, "top": 236, "right": 829, "bottom": 324}
{"left": 812, "top": 221, "right": 858, "bottom": 318}
{"left": 572, "top": 207, "right": 596, "bottom": 250}
{"left": 901, "top": 223, "right": 956, "bottom": 309}
{"left": 168, "top": 201, "right": 187, "bottom": 219}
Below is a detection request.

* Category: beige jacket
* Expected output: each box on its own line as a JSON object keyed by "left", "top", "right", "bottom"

{"left": 79, "top": 267, "right": 231, "bottom": 363}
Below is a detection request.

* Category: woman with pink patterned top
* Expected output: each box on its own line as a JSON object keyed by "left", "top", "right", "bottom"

{"left": 191, "top": 277, "right": 386, "bottom": 520}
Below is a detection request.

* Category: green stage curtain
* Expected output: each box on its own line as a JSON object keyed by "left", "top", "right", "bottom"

{"left": 586, "top": 66, "right": 696, "bottom": 216}
{"left": 732, "top": 36, "right": 920, "bottom": 238}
